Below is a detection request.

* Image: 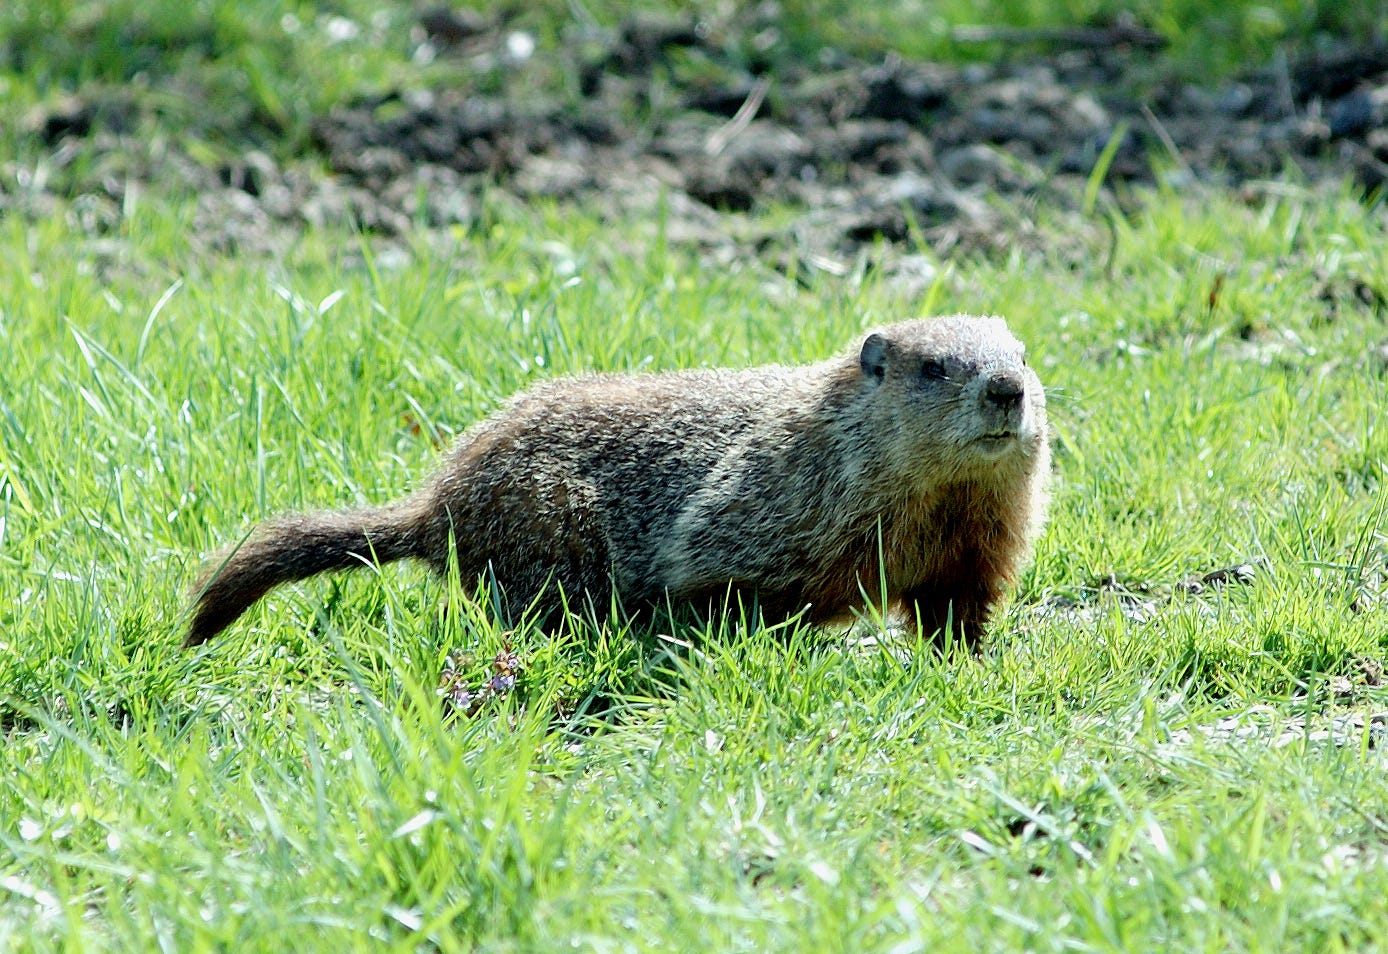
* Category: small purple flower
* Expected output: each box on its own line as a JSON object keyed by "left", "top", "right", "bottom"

{"left": 493, "top": 649, "right": 521, "bottom": 675}
{"left": 438, "top": 645, "right": 525, "bottom": 719}
{"left": 444, "top": 685, "right": 475, "bottom": 711}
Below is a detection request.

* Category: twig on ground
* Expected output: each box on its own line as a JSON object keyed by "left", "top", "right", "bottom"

{"left": 706, "top": 77, "right": 771, "bottom": 157}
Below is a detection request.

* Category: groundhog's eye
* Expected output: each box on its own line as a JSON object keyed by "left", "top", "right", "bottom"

{"left": 920, "top": 359, "right": 948, "bottom": 381}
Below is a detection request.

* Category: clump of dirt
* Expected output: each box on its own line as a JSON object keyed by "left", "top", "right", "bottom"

{"left": 10, "top": 9, "right": 1388, "bottom": 267}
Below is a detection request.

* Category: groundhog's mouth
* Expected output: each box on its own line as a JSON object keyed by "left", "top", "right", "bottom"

{"left": 972, "top": 431, "right": 1023, "bottom": 455}
{"left": 976, "top": 430, "right": 1018, "bottom": 444}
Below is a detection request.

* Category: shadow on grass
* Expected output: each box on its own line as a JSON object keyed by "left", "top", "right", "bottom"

{"left": 0, "top": 572, "right": 961, "bottom": 747}
{"left": 432, "top": 590, "right": 860, "bottom": 740}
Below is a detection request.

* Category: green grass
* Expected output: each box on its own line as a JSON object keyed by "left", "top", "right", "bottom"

{"left": 8, "top": 3, "right": 1388, "bottom": 948}
{"left": 2, "top": 172, "right": 1388, "bottom": 949}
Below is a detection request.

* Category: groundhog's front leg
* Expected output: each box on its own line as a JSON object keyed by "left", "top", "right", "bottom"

{"left": 903, "top": 583, "right": 993, "bottom": 653}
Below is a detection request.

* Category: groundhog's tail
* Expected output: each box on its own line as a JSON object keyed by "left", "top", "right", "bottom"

{"left": 184, "top": 504, "right": 426, "bottom": 647}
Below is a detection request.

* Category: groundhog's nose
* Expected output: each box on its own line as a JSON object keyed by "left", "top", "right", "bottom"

{"left": 983, "top": 375, "right": 1025, "bottom": 410}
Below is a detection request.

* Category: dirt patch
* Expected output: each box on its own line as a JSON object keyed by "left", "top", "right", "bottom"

{"left": 11, "top": 10, "right": 1388, "bottom": 265}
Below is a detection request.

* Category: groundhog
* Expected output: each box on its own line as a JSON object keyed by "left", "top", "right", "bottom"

{"left": 185, "top": 315, "right": 1050, "bottom": 648}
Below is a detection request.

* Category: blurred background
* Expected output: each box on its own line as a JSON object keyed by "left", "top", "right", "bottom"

{"left": 4, "top": 1, "right": 1387, "bottom": 266}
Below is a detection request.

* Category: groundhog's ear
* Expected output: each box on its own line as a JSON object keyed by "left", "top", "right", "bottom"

{"left": 859, "top": 333, "right": 890, "bottom": 383}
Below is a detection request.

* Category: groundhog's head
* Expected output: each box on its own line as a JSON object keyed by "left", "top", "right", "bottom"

{"left": 857, "top": 315, "right": 1048, "bottom": 476}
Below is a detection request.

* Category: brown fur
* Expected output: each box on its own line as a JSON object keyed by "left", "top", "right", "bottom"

{"left": 185, "top": 316, "right": 1050, "bottom": 648}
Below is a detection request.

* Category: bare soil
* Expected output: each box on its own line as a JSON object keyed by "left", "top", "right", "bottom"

{"left": 12, "top": 10, "right": 1388, "bottom": 270}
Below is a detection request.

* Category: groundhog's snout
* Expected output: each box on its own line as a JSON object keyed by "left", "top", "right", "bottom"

{"left": 971, "top": 370, "right": 1032, "bottom": 447}
{"left": 983, "top": 373, "right": 1025, "bottom": 412}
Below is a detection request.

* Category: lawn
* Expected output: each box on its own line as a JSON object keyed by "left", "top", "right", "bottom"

{"left": 3, "top": 2, "right": 1388, "bottom": 951}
